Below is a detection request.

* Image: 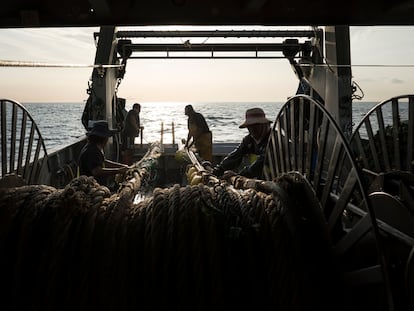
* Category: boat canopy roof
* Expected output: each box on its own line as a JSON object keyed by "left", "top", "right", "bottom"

{"left": 2, "top": 0, "right": 414, "bottom": 28}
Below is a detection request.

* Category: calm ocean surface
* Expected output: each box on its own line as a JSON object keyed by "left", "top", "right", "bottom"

{"left": 22, "top": 101, "right": 379, "bottom": 152}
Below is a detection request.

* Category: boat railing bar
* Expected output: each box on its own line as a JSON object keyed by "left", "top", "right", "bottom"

{"left": 158, "top": 121, "right": 176, "bottom": 148}
{"left": 160, "top": 122, "right": 163, "bottom": 146}
{"left": 110, "top": 29, "right": 320, "bottom": 39}
{"left": 172, "top": 122, "right": 175, "bottom": 146}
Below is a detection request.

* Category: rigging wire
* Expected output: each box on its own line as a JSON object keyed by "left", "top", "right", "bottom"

{"left": 351, "top": 80, "right": 365, "bottom": 100}
{"left": 1, "top": 59, "right": 414, "bottom": 68}
{"left": 0, "top": 60, "right": 124, "bottom": 68}
{"left": 300, "top": 64, "right": 414, "bottom": 68}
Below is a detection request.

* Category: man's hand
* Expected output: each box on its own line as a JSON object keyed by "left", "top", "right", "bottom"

{"left": 222, "top": 170, "right": 237, "bottom": 180}
{"left": 118, "top": 165, "right": 129, "bottom": 174}
{"left": 212, "top": 165, "right": 224, "bottom": 177}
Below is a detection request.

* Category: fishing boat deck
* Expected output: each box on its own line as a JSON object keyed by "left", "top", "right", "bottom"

{"left": 125, "top": 142, "right": 239, "bottom": 187}
{"left": 132, "top": 142, "right": 239, "bottom": 157}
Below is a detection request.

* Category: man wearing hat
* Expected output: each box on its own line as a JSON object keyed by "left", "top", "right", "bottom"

{"left": 213, "top": 108, "right": 272, "bottom": 178}
{"left": 78, "top": 120, "right": 130, "bottom": 187}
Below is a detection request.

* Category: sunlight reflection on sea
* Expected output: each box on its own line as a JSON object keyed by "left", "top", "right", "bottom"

{"left": 23, "top": 101, "right": 379, "bottom": 152}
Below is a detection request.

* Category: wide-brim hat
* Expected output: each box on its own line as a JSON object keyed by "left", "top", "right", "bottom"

{"left": 87, "top": 120, "right": 117, "bottom": 137}
{"left": 239, "top": 107, "right": 272, "bottom": 128}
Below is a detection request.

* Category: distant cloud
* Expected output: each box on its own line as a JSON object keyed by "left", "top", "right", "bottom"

{"left": 390, "top": 78, "right": 404, "bottom": 84}
{"left": 358, "top": 77, "right": 404, "bottom": 84}
{"left": 357, "top": 77, "right": 375, "bottom": 83}
{"left": 0, "top": 28, "right": 97, "bottom": 63}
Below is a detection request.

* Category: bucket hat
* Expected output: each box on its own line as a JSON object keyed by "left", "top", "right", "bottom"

{"left": 87, "top": 120, "right": 117, "bottom": 137}
{"left": 239, "top": 108, "right": 272, "bottom": 128}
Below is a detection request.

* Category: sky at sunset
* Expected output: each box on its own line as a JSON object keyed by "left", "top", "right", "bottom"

{"left": 0, "top": 26, "right": 413, "bottom": 104}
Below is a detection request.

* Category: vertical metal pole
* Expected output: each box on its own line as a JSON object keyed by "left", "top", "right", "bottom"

{"left": 172, "top": 121, "right": 175, "bottom": 146}
{"left": 324, "top": 26, "right": 353, "bottom": 137}
{"left": 301, "top": 27, "right": 352, "bottom": 137}
{"left": 90, "top": 26, "right": 119, "bottom": 158}
{"left": 160, "top": 122, "right": 164, "bottom": 146}
{"left": 91, "top": 26, "right": 118, "bottom": 122}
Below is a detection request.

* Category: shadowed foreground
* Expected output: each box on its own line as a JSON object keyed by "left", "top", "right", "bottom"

{"left": 0, "top": 175, "right": 336, "bottom": 311}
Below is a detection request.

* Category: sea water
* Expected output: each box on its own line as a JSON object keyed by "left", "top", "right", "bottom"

{"left": 22, "top": 101, "right": 379, "bottom": 152}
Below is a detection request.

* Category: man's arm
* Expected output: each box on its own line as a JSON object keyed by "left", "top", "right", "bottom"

{"left": 104, "top": 159, "right": 130, "bottom": 169}
{"left": 238, "top": 154, "right": 265, "bottom": 178}
{"left": 185, "top": 135, "right": 195, "bottom": 148}
{"left": 213, "top": 137, "right": 249, "bottom": 176}
{"left": 185, "top": 117, "right": 194, "bottom": 148}
{"left": 91, "top": 161, "right": 129, "bottom": 178}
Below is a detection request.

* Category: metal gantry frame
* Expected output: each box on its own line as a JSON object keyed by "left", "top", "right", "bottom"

{"left": 94, "top": 29, "right": 322, "bottom": 59}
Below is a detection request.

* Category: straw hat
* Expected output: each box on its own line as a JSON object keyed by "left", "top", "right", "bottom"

{"left": 87, "top": 120, "right": 117, "bottom": 137}
{"left": 239, "top": 108, "right": 272, "bottom": 128}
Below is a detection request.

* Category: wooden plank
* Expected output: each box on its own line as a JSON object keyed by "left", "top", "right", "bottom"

{"left": 375, "top": 107, "right": 391, "bottom": 171}
{"left": 10, "top": 104, "right": 18, "bottom": 172}
{"left": 23, "top": 122, "right": 35, "bottom": 180}
{"left": 1, "top": 101, "right": 7, "bottom": 176}
{"left": 407, "top": 96, "right": 414, "bottom": 170}
{"left": 320, "top": 134, "right": 342, "bottom": 208}
{"left": 17, "top": 111, "right": 27, "bottom": 175}
{"left": 391, "top": 98, "right": 401, "bottom": 170}
{"left": 364, "top": 118, "right": 381, "bottom": 172}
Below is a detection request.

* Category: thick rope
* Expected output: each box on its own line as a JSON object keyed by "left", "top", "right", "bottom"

{"left": 0, "top": 172, "right": 335, "bottom": 311}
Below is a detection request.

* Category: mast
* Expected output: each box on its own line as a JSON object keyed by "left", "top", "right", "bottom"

{"left": 324, "top": 26, "right": 353, "bottom": 137}
{"left": 83, "top": 26, "right": 121, "bottom": 158}
{"left": 296, "top": 26, "right": 353, "bottom": 137}
{"left": 90, "top": 26, "right": 119, "bottom": 127}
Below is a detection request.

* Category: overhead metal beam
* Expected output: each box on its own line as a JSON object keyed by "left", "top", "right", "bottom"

{"left": 114, "top": 30, "right": 319, "bottom": 39}
{"left": 123, "top": 42, "right": 306, "bottom": 52}
{"left": 115, "top": 39, "right": 313, "bottom": 59}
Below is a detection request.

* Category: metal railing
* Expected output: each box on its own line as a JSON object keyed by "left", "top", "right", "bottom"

{"left": 159, "top": 121, "right": 176, "bottom": 147}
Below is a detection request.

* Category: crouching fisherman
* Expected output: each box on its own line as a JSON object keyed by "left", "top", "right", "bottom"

{"left": 78, "top": 120, "right": 130, "bottom": 189}
{"left": 213, "top": 108, "right": 272, "bottom": 179}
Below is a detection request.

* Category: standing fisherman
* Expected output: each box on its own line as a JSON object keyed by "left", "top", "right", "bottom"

{"left": 184, "top": 105, "right": 213, "bottom": 162}
{"left": 122, "top": 103, "right": 142, "bottom": 150}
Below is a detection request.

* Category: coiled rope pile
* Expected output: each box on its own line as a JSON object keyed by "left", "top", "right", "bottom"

{"left": 0, "top": 169, "right": 337, "bottom": 310}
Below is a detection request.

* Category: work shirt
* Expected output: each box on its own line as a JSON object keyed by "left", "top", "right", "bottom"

{"left": 188, "top": 112, "right": 210, "bottom": 140}
{"left": 214, "top": 131, "right": 270, "bottom": 178}
{"left": 78, "top": 142, "right": 107, "bottom": 185}
{"left": 187, "top": 111, "right": 212, "bottom": 161}
{"left": 123, "top": 109, "right": 140, "bottom": 137}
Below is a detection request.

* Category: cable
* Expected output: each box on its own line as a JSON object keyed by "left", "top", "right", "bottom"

{"left": 2, "top": 59, "right": 413, "bottom": 69}
{"left": 300, "top": 63, "right": 414, "bottom": 68}
{"left": 351, "top": 80, "right": 365, "bottom": 100}
{"left": 0, "top": 60, "right": 124, "bottom": 68}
